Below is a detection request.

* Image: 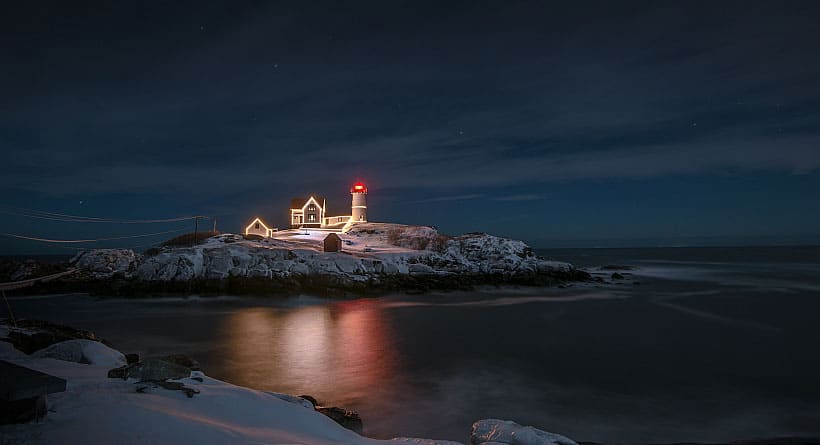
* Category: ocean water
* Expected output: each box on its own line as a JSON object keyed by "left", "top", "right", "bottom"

{"left": 5, "top": 246, "right": 820, "bottom": 443}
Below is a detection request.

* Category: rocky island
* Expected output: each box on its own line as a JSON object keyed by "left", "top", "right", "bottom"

{"left": 23, "top": 223, "right": 589, "bottom": 297}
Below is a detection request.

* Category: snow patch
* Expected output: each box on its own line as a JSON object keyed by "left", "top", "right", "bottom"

{"left": 471, "top": 419, "right": 578, "bottom": 445}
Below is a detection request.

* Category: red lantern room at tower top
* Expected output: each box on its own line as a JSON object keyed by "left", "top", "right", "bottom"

{"left": 351, "top": 182, "right": 368, "bottom": 194}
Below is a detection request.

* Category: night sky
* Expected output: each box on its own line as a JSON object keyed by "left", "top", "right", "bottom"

{"left": 2, "top": 1, "right": 820, "bottom": 254}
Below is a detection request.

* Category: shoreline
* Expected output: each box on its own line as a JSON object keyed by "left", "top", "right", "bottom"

{"left": 6, "top": 268, "right": 592, "bottom": 298}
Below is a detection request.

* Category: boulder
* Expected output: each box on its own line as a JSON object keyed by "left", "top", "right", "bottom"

{"left": 316, "top": 406, "right": 363, "bottom": 435}
{"left": 31, "top": 343, "right": 85, "bottom": 364}
{"left": 203, "top": 248, "right": 234, "bottom": 278}
{"left": 156, "top": 354, "right": 201, "bottom": 371}
{"left": 108, "top": 354, "right": 202, "bottom": 381}
{"left": 32, "top": 340, "right": 126, "bottom": 368}
{"left": 4, "top": 320, "right": 110, "bottom": 355}
{"left": 298, "top": 394, "right": 319, "bottom": 407}
{"left": 155, "top": 380, "right": 199, "bottom": 398}
{"left": 132, "top": 379, "right": 200, "bottom": 398}
{"left": 390, "top": 439, "right": 464, "bottom": 445}
{"left": 470, "top": 419, "right": 577, "bottom": 445}
{"left": 408, "top": 263, "right": 434, "bottom": 274}
{"left": 290, "top": 262, "right": 310, "bottom": 275}
{"left": 107, "top": 366, "right": 128, "bottom": 379}
{"left": 71, "top": 249, "right": 140, "bottom": 279}
{"left": 0, "top": 258, "right": 69, "bottom": 283}
{"left": 112, "top": 358, "right": 192, "bottom": 381}
{"left": 334, "top": 257, "right": 361, "bottom": 274}
{"left": 381, "top": 262, "right": 400, "bottom": 274}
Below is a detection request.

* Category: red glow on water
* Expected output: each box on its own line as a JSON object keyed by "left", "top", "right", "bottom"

{"left": 223, "top": 299, "right": 394, "bottom": 404}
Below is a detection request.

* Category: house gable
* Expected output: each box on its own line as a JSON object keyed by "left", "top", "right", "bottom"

{"left": 291, "top": 195, "right": 325, "bottom": 227}
{"left": 301, "top": 196, "right": 322, "bottom": 212}
{"left": 245, "top": 217, "right": 272, "bottom": 237}
{"left": 290, "top": 196, "right": 325, "bottom": 211}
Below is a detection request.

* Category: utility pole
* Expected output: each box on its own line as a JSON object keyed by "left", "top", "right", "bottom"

{"left": 193, "top": 216, "right": 199, "bottom": 246}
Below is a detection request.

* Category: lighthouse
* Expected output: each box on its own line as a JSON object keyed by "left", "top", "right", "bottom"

{"left": 351, "top": 181, "right": 368, "bottom": 222}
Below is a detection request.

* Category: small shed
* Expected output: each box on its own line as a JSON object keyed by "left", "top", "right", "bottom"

{"left": 323, "top": 233, "right": 342, "bottom": 252}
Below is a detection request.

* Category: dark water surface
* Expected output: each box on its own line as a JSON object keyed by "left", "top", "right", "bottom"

{"left": 6, "top": 246, "right": 820, "bottom": 443}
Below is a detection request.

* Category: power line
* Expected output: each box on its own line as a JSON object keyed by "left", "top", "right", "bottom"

{"left": 1, "top": 207, "right": 109, "bottom": 221}
{"left": 0, "top": 269, "right": 79, "bottom": 292}
{"left": 0, "top": 207, "right": 205, "bottom": 224}
{"left": 0, "top": 228, "right": 187, "bottom": 244}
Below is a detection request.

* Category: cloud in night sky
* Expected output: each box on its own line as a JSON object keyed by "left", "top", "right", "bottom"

{"left": 1, "top": 1, "right": 820, "bottom": 251}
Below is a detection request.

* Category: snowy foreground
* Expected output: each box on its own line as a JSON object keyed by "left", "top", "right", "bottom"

{"left": 0, "top": 337, "right": 577, "bottom": 445}
{"left": 71, "top": 223, "right": 575, "bottom": 285}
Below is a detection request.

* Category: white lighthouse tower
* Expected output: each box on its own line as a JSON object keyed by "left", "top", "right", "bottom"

{"left": 350, "top": 181, "right": 368, "bottom": 223}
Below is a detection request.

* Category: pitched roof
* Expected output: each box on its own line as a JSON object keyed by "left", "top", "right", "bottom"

{"left": 290, "top": 196, "right": 325, "bottom": 210}
{"left": 245, "top": 217, "right": 271, "bottom": 231}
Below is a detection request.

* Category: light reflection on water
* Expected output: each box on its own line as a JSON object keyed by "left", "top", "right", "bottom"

{"left": 223, "top": 300, "right": 396, "bottom": 405}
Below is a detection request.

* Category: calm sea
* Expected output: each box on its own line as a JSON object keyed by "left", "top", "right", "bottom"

{"left": 5, "top": 246, "right": 820, "bottom": 443}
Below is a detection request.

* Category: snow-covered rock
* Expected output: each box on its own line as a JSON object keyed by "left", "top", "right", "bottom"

{"left": 71, "top": 249, "right": 141, "bottom": 279}
{"left": 408, "top": 263, "right": 435, "bottom": 274}
{"left": 32, "top": 339, "right": 126, "bottom": 368}
{"left": 391, "top": 438, "right": 465, "bottom": 445}
{"left": 70, "top": 224, "right": 579, "bottom": 286}
{"left": 8, "top": 259, "right": 38, "bottom": 281}
{"left": 470, "top": 419, "right": 578, "bottom": 445}
{"left": 118, "top": 357, "right": 195, "bottom": 381}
